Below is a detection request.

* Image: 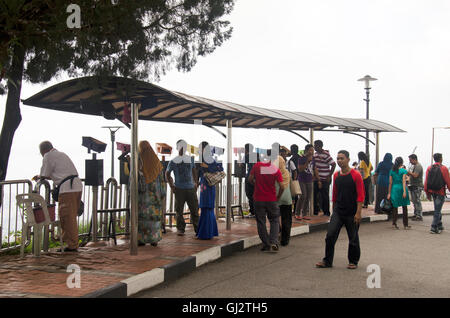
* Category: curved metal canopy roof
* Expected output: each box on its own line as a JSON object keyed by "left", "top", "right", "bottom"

{"left": 22, "top": 76, "right": 404, "bottom": 133}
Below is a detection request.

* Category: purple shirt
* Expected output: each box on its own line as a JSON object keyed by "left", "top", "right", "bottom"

{"left": 298, "top": 155, "right": 314, "bottom": 183}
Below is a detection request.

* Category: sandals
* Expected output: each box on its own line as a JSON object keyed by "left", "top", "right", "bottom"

{"left": 347, "top": 263, "right": 358, "bottom": 270}
{"left": 315, "top": 261, "right": 332, "bottom": 268}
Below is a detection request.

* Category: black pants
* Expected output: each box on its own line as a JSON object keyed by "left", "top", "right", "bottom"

{"left": 314, "top": 180, "right": 330, "bottom": 215}
{"left": 292, "top": 195, "right": 299, "bottom": 215}
{"left": 375, "top": 185, "right": 388, "bottom": 213}
{"left": 279, "top": 205, "right": 292, "bottom": 245}
{"left": 245, "top": 179, "right": 255, "bottom": 215}
{"left": 363, "top": 178, "right": 371, "bottom": 207}
{"left": 323, "top": 212, "right": 360, "bottom": 266}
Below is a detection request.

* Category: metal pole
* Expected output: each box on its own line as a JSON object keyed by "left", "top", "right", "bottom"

{"left": 309, "top": 128, "right": 314, "bottom": 217}
{"left": 365, "top": 88, "right": 370, "bottom": 160}
{"left": 431, "top": 127, "right": 435, "bottom": 166}
{"left": 130, "top": 102, "right": 139, "bottom": 255}
{"left": 111, "top": 131, "right": 115, "bottom": 178}
{"left": 92, "top": 185, "right": 98, "bottom": 242}
{"left": 226, "top": 119, "right": 232, "bottom": 230}
{"left": 375, "top": 132, "right": 380, "bottom": 168}
{"left": 102, "top": 127, "right": 123, "bottom": 179}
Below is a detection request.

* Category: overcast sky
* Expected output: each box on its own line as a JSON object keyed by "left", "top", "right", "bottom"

{"left": 1, "top": 0, "right": 450, "bottom": 182}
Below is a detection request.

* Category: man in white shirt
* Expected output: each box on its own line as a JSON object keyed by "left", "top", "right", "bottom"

{"left": 33, "top": 141, "right": 82, "bottom": 252}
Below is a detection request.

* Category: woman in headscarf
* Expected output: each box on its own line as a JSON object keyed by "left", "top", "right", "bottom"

{"left": 373, "top": 153, "right": 393, "bottom": 214}
{"left": 137, "top": 141, "right": 165, "bottom": 246}
{"left": 276, "top": 144, "right": 292, "bottom": 246}
{"left": 197, "top": 141, "right": 223, "bottom": 240}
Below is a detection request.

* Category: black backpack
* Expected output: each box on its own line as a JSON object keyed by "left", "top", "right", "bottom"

{"left": 427, "top": 165, "right": 445, "bottom": 191}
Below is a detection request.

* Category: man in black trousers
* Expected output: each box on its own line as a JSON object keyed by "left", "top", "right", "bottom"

{"left": 315, "top": 150, "right": 364, "bottom": 269}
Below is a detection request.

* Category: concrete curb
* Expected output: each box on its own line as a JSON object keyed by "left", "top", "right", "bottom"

{"left": 85, "top": 212, "right": 428, "bottom": 298}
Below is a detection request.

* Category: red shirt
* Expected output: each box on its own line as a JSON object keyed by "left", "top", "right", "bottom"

{"left": 332, "top": 169, "right": 365, "bottom": 216}
{"left": 250, "top": 162, "right": 283, "bottom": 202}
{"left": 424, "top": 163, "right": 450, "bottom": 196}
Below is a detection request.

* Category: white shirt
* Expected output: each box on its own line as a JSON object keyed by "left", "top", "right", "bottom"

{"left": 289, "top": 160, "right": 297, "bottom": 172}
{"left": 40, "top": 149, "right": 83, "bottom": 193}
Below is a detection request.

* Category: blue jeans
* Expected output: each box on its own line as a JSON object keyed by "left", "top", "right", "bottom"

{"left": 431, "top": 194, "right": 445, "bottom": 230}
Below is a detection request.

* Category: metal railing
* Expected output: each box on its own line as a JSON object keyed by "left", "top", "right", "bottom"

{"left": 0, "top": 180, "right": 34, "bottom": 252}
{"left": 0, "top": 176, "right": 248, "bottom": 253}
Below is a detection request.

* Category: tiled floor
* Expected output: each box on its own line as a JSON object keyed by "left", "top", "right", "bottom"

{"left": 0, "top": 200, "right": 447, "bottom": 298}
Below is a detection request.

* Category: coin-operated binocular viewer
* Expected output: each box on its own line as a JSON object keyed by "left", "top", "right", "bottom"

{"left": 82, "top": 136, "right": 107, "bottom": 186}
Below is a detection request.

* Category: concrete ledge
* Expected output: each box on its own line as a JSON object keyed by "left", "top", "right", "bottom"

{"left": 290, "top": 225, "right": 309, "bottom": 236}
{"left": 160, "top": 256, "right": 196, "bottom": 282}
{"left": 193, "top": 246, "right": 221, "bottom": 267}
{"left": 221, "top": 240, "right": 244, "bottom": 257}
{"left": 243, "top": 235, "right": 262, "bottom": 249}
{"left": 309, "top": 222, "right": 329, "bottom": 233}
{"left": 121, "top": 268, "right": 164, "bottom": 297}
{"left": 82, "top": 282, "right": 127, "bottom": 298}
{"left": 370, "top": 214, "right": 388, "bottom": 222}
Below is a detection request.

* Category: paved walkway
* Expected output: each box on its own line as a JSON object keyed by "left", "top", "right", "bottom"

{"left": 0, "top": 201, "right": 448, "bottom": 298}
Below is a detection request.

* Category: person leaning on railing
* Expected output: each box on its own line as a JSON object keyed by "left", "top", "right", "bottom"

{"left": 33, "top": 141, "right": 82, "bottom": 252}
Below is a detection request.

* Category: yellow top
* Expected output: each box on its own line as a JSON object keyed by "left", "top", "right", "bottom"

{"left": 359, "top": 161, "right": 373, "bottom": 180}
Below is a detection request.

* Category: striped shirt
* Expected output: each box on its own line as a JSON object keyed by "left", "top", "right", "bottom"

{"left": 313, "top": 150, "right": 335, "bottom": 181}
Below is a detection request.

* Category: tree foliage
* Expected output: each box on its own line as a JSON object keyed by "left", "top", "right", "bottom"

{"left": 0, "top": 0, "right": 234, "bottom": 185}
{"left": 0, "top": 0, "right": 234, "bottom": 91}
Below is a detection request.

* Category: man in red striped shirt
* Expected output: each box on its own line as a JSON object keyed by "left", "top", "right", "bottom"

{"left": 313, "top": 140, "right": 336, "bottom": 216}
{"left": 316, "top": 150, "right": 365, "bottom": 269}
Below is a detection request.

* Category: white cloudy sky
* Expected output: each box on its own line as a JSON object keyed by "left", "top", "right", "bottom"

{"left": 1, "top": 0, "right": 450, "bottom": 181}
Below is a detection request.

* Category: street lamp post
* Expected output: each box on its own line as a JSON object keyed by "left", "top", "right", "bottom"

{"left": 102, "top": 126, "right": 123, "bottom": 178}
{"left": 358, "top": 75, "right": 378, "bottom": 159}
{"left": 431, "top": 127, "right": 450, "bottom": 165}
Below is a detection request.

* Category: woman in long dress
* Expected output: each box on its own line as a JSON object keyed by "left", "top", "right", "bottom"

{"left": 373, "top": 153, "right": 393, "bottom": 214}
{"left": 137, "top": 141, "right": 165, "bottom": 246}
{"left": 197, "top": 141, "right": 223, "bottom": 240}
{"left": 388, "top": 157, "right": 411, "bottom": 230}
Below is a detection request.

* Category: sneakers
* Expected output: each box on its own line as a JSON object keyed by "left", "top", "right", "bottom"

{"left": 438, "top": 225, "right": 445, "bottom": 231}
{"left": 261, "top": 245, "right": 270, "bottom": 252}
{"left": 177, "top": 230, "right": 185, "bottom": 236}
{"left": 430, "top": 228, "right": 441, "bottom": 234}
{"left": 269, "top": 244, "right": 279, "bottom": 253}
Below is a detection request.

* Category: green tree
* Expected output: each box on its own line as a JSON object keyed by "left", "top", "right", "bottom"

{"left": 0, "top": 0, "right": 234, "bottom": 189}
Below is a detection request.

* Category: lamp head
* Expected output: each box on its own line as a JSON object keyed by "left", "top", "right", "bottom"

{"left": 358, "top": 75, "right": 378, "bottom": 89}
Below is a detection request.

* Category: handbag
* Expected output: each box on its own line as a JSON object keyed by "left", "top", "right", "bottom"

{"left": 51, "top": 175, "right": 78, "bottom": 202}
{"left": 290, "top": 179, "right": 302, "bottom": 196}
{"left": 204, "top": 171, "right": 226, "bottom": 186}
{"left": 380, "top": 198, "right": 393, "bottom": 213}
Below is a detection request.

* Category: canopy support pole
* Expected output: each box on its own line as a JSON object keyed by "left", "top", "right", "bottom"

{"left": 309, "top": 128, "right": 314, "bottom": 217}
{"left": 226, "top": 119, "right": 232, "bottom": 231}
{"left": 375, "top": 132, "right": 380, "bottom": 167}
{"left": 130, "top": 102, "right": 139, "bottom": 255}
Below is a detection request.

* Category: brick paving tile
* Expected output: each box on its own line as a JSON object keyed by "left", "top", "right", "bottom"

{"left": 0, "top": 270, "right": 124, "bottom": 297}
